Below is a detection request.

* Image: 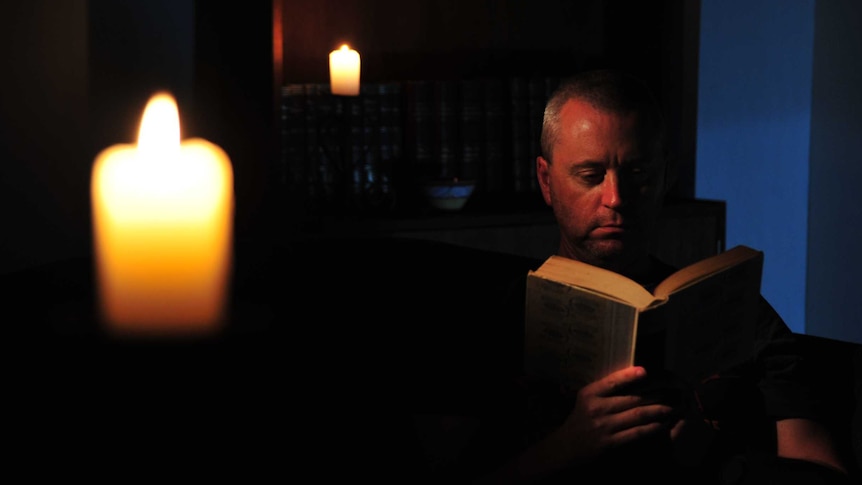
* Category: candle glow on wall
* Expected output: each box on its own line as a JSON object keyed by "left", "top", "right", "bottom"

{"left": 329, "top": 44, "right": 361, "bottom": 96}
{"left": 91, "top": 92, "right": 234, "bottom": 337}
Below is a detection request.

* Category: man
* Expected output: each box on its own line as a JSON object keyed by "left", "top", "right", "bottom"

{"left": 466, "top": 69, "right": 851, "bottom": 484}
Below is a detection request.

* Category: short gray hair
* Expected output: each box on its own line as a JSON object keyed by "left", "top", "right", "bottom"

{"left": 541, "top": 69, "right": 667, "bottom": 164}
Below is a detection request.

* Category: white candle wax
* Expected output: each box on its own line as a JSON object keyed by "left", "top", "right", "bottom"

{"left": 329, "top": 44, "right": 361, "bottom": 96}
{"left": 91, "top": 92, "right": 234, "bottom": 337}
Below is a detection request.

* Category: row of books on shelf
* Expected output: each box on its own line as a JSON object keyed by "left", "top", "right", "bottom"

{"left": 280, "top": 75, "right": 561, "bottom": 215}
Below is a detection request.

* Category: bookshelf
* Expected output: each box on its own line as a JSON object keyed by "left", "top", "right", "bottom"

{"left": 275, "top": 0, "right": 698, "bottom": 213}
{"left": 266, "top": 0, "right": 708, "bottom": 261}
{"left": 279, "top": 76, "right": 559, "bottom": 221}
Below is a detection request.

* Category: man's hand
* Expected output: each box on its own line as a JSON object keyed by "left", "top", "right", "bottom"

{"left": 507, "top": 366, "right": 680, "bottom": 481}
{"left": 556, "top": 366, "right": 678, "bottom": 462}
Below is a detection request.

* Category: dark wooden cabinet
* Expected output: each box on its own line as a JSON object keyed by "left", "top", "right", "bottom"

{"left": 296, "top": 198, "right": 725, "bottom": 266}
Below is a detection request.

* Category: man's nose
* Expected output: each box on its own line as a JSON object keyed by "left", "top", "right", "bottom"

{"left": 601, "top": 172, "right": 623, "bottom": 208}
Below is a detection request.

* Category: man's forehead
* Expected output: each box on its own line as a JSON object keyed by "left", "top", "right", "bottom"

{"left": 563, "top": 98, "right": 643, "bottom": 126}
{"left": 563, "top": 99, "right": 659, "bottom": 144}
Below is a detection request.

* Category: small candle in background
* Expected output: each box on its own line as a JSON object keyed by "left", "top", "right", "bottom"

{"left": 329, "top": 44, "right": 361, "bottom": 96}
{"left": 91, "top": 92, "right": 234, "bottom": 337}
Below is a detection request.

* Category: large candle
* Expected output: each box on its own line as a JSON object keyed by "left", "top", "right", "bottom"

{"left": 329, "top": 44, "right": 361, "bottom": 96}
{"left": 91, "top": 92, "right": 234, "bottom": 337}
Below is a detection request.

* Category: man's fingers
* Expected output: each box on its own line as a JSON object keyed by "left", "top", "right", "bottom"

{"left": 585, "top": 366, "right": 648, "bottom": 397}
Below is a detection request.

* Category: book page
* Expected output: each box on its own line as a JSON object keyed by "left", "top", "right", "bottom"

{"left": 654, "top": 245, "right": 763, "bottom": 300}
{"left": 533, "top": 255, "right": 659, "bottom": 310}
{"left": 524, "top": 274, "right": 638, "bottom": 394}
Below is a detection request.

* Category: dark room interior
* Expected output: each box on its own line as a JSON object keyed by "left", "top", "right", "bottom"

{"left": 1, "top": 0, "right": 859, "bottom": 481}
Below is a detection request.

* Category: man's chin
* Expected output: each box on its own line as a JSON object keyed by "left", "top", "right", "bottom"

{"left": 581, "top": 240, "right": 642, "bottom": 272}
{"left": 587, "top": 239, "right": 626, "bottom": 256}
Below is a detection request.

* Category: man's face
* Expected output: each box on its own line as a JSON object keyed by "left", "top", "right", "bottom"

{"left": 537, "top": 99, "right": 666, "bottom": 277}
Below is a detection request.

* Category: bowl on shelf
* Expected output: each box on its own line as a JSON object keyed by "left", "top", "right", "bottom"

{"left": 423, "top": 178, "right": 476, "bottom": 211}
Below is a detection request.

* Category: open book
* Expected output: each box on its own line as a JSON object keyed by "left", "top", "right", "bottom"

{"left": 524, "top": 245, "right": 764, "bottom": 394}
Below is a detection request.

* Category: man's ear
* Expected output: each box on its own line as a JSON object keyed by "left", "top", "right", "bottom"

{"left": 537, "top": 156, "right": 552, "bottom": 206}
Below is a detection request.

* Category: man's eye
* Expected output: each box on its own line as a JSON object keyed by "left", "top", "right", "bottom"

{"left": 578, "top": 172, "right": 605, "bottom": 184}
{"left": 625, "top": 166, "right": 650, "bottom": 182}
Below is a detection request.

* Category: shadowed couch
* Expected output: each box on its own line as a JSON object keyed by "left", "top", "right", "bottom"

{"left": 3, "top": 235, "right": 860, "bottom": 482}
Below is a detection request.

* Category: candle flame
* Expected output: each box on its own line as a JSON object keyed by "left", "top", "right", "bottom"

{"left": 138, "top": 92, "right": 180, "bottom": 161}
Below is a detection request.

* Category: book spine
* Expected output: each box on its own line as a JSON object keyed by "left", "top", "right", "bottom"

{"left": 376, "top": 81, "right": 413, "bottom": 212}
{"left": 482, "top": 77, "right": 508, "bottom": 195}
{"left": 433, "top": 80, "right": 459, "bottom": 181}
{"left": 345, "top": 94, "right": 364, "bottom": 203}
{"left": 280, "top": 84, "right": 307, "bottom": 192}
{"left": 404, "top": 80, "right": 435, "bottom": 182}
{"left": 508, "top": 77, "right": 531, "bottom": 194}
{"left": 458, "top": 78, "right": 484, "bottom": 184}
{"left": 360, "top": 83, "right": 393, "bottom": 212}
{"left": 377, "top": 82, "right": 402, "bottom": 169}
{"left": 303, "top": 83, "right": 327, "bottom": 204}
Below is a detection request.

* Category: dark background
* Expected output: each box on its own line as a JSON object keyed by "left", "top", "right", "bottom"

{"left": 0, "top": 0, "right": 699, "bottom": 275}
{"left": 0, "top": 1, "right": 859, "bottom": 479}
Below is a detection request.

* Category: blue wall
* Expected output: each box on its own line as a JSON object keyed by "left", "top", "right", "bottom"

{"left": 698, "top": 0, "right": 862, "bottom": 344}
{"left": 806, "top": 0, "right": 862, "bottom": 344}
{"left": 696, "top": 0, "right": 814, "bottom": 335}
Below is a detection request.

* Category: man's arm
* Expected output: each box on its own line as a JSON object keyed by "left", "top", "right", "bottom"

{"left": 475, "top": 366, "right": 679, "bottom": 483}
{"left": 776, "top": 418, "right": 848, "bottom": 475}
